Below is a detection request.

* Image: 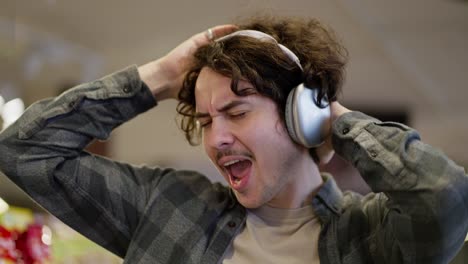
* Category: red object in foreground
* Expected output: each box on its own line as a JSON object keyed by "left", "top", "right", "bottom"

{"left": 16, "top": 224, "right": 50, "bottom": 264}
{"left": 0, "top": 225, "right": 18, "bottom": 262}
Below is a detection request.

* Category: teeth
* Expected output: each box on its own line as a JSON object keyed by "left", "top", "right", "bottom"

{"left": 223, "top": 159, "right": 241, "bottom": 167}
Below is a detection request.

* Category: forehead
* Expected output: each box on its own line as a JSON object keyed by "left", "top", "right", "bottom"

{"left": 195, "top": 67, "right": 232, "bottom": 93}
{"left": 195, "top": 67, "right": 246, "bottom": 109}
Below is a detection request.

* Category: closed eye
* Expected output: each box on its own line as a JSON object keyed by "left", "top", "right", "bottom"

{"left": 228, "top": 112, "right": 247, "bottom": 119}
{"left": 196, "top": 111, "right": 248, "bottom": 129}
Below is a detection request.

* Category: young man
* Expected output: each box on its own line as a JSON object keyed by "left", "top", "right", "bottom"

{"left": 1, "top": 16, "right": 467, "bottom": 263}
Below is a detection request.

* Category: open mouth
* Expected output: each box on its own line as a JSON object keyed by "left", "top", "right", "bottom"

{"left": 222, "top": 159, "right": 252, "bottom": 190}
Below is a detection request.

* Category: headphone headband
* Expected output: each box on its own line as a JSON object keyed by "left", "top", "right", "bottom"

{"left": 216, "top": 30, "right": 303, "bottom": 71}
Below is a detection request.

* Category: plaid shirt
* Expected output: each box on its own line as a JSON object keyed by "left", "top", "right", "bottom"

{"left": 1, "top": 66, "right": 467, "bottom": 263}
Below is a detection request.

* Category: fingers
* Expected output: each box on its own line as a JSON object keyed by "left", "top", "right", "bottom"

{"left": 208, "top": 24, "right": 238, "bottom": 40}
{"left": 205, "top": 28, "right": 215, "bottom": 41}
{"left": 316, "top": 141, "right": 335, "bottom": 165}
{"left": 195, "top": 24, "right": 238, "bottom": 45}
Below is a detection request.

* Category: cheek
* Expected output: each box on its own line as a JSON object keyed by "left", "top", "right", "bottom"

{"left": 247, "top": 122, "right": 285, "bottom": 160}
{"left": 255, "top": 123, "right": 297, "bottom": 169}
{"left": 242, "top": 114, "right": 287, "bottom": 149}
{"left": 261, "top": 120, "right": 290, "bottom": 146}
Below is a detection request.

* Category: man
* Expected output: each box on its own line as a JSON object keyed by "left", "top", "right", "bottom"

{"left": 1, "top": 16, "right": 467, "bottom": 263}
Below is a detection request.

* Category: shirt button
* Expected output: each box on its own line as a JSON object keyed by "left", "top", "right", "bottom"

{"left": 123, "top": 87, "right": 131, "bottom": 93}
{"left": 228, "top": 221, "right": 237, "bottom": 228}
{"left": 370, "top": 150, "right": 378, "bottom": 158}
{"left": 342, "top": 127, "right": 350, "bottom": 134}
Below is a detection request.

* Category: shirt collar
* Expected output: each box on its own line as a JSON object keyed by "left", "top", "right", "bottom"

{"left": 312, "top": 173, "right": 343, "bottom": 223}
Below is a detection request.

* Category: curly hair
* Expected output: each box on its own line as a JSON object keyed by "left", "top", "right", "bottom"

{"left": 177, "top": 15, "right": 348, "bottom": 145}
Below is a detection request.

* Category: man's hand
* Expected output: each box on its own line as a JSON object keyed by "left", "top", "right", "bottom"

{"left": 138, "top": 25, "right": 238, "bottom": 101}
{"left": 316, "top": 101, "right": 352, "bottom": 165}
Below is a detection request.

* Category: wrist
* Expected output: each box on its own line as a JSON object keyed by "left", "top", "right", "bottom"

{"left": 138, "top": 58, "right": 177, "bottom": 102}
{"left": 330, "top": 102, "right": 352, "bottom": 123}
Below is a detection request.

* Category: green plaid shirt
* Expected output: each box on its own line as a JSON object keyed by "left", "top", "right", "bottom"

{"left": 1, "top": 66, "right": 467, "bottom": 263}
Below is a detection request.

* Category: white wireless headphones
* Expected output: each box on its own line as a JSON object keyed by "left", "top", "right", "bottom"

{"left": 216, "top": 30, "right": 330, "bottom": 148}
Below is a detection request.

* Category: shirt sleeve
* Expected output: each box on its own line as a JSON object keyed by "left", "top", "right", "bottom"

{"left": 0, "top": 65, "right": 166, "bottom": 257}
{"left": 332, "top": 111, "right": 468, "bottom": 263}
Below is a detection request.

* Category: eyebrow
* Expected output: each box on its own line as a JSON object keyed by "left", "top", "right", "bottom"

{"left": 195, "top": 100, "right": 248, "bottom": 118}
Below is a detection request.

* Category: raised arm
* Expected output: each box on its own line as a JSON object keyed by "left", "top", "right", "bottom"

{"left": 0, "top": 25, "right": 237, "bottom": 257}
{"left": 327, "top": 102, "right": 468, "bottom": 263}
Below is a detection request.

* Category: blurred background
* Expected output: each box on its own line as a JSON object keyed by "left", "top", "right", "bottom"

{"left": 1, "top": 0, "right": 467, "bottom": 262}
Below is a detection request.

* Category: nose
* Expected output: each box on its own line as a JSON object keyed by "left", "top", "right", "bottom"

{"left": 204, "top": 117, "right": 235, "bottom": 150}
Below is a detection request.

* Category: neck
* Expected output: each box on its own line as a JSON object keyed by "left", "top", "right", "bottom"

{"left": 266, "top": 150, "right": 323, "bottom": 209}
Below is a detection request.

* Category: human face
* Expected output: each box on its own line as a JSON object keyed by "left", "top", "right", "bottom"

{"left": 194, "top": 67, "right": 312, "bottom": 209}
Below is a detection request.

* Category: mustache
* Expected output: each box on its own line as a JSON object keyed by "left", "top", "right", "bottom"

{"left": 216, "top": 149, "right": 254, "bottom": 162}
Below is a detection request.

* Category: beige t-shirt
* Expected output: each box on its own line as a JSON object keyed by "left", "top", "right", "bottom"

{"left": 222, "top": 205, "right": 321, "bottom": 264}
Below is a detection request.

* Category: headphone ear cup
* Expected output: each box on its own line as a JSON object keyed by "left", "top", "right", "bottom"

{"left": 285, "top": 87, "right": 300, "bottom": 144}
{"left": 284, "top": 83, "right": 331, "bottom": 148}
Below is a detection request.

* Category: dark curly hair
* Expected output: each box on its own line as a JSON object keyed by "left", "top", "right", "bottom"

{"left": 177, "top": 15, "right": 348, "bottom": 145}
